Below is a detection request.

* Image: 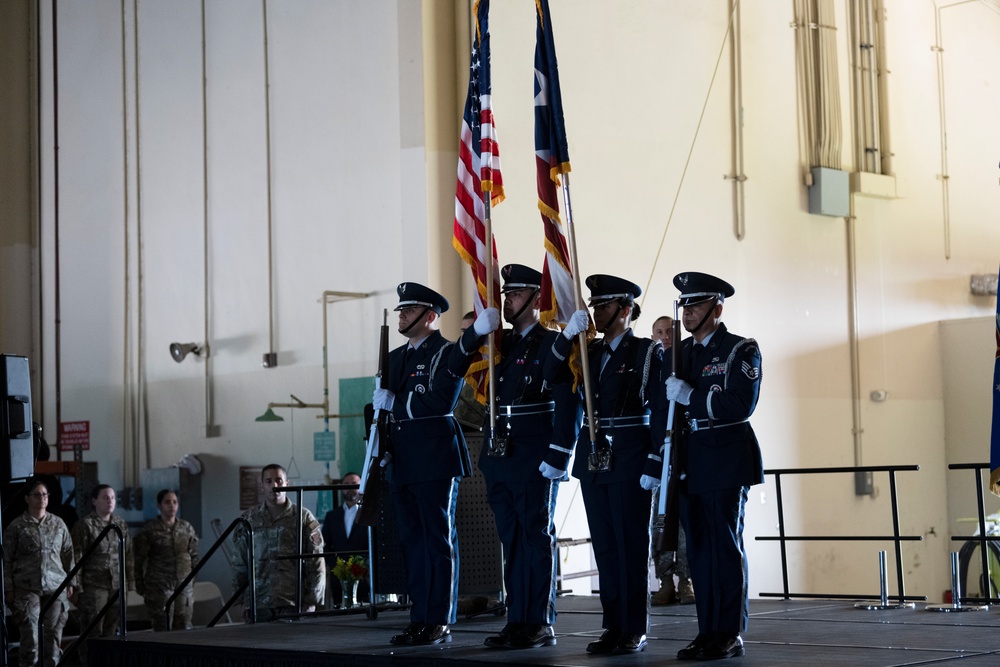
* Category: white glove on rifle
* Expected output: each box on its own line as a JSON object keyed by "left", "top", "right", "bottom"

{"left": 473, "top": 307, "right": 501, "bottom": 336}
{"left": 562, "top": 309, "right": 590, "bottom": 339}
{"left": 666, "top": 377, "right": 693, "bottom": 406}
{"left": 373, "top": 388, "right": 395, "bottom": 411}
{"left": 639, "top": 474, "right": 661, "bottom": 491}
{"left": 538, "top": 462, "right": 566, "bottom": 480}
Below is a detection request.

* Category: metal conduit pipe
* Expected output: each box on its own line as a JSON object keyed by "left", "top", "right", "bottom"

{"left": 862, "top": 0, "right": 881, "bottom": 173}
{"left": 845, "top": 210, "right": 871, "bottom": 495}
{"left": 201, "top": 0, "right": 217, "bottom": 438}
{"left": 873, "top": 0, "right": 893, "bottom": 176}
{"left": 262, "top": 0, "right": 277, "bottom": 361}
{"left": 728, "top": 0, "right": 747, "bottom": 241}
{"left": 132, "top": 0, "right": 147, "bottom": 486}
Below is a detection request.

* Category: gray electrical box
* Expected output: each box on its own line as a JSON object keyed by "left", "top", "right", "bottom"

{"left": 808, "top": 167, "right": 850, "bottom": 217}
{"left": 141, "top": 466, "right": 203, "bottom": 536}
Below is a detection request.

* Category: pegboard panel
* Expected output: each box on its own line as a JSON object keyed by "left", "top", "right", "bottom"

{"left": 456, "top": 433, "right": 503, "bottom": 595}
{"left": 372, "top": 433, "right": 503, "bottom": 598}
{"left": 373, "top": 466, "right": 407, "bottom": 595}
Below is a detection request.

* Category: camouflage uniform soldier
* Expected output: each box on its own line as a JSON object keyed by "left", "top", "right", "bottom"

{"left": 71, "top": 484, "right": 135, "bottom": 664}
{"left": 135, "top": 489, "right": 200, "bottom": 630}
{"left": 3, "top": 479, "right": 76, "bottom": 667}
{"left": 231, "top": 464, "right": 325, "bottom": 621}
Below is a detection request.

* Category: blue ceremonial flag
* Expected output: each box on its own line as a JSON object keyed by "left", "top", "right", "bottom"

{"left": 535, "top": 0, "right": 574, "bottom": 329}
{"left": 991, "top": 264, "right": 1000, "bottom": 497}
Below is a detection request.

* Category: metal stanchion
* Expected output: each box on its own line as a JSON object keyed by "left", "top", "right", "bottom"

{"left": 855, "top": 550, "right": 915, "bottom": 610}
{"left": 926, "top": 552, "right": 988, "bottom": 612}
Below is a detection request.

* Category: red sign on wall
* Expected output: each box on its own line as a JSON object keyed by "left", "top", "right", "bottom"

{"left": 59, "top": 421, "right": 90, "bottom": 452}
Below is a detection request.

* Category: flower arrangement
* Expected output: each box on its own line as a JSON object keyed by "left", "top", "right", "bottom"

{"left": 332, "top": 555, "right": 368, "bottom": 582}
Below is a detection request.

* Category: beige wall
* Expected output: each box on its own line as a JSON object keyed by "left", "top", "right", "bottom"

{"left": 2, "top": 0, "right": 999, "bottom": 603}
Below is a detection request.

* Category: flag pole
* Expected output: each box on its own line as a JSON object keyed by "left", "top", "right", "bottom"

{"left": 559, "top": 174, "right": 597, "bottom": 449}
{"left": 484, "top": 195, "right": 497, "bottom": 439}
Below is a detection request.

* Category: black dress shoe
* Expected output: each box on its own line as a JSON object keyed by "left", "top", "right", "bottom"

{"left": 697, "top": 634, "right": 744, "bottom": 660}
{"left": 616, "top": 633, "right": 647, "bottom": 653}
{"left": 508, "top": 624, "right": 556, "bottom": 649}
{"left": 677, "top": 633, "right": 711, "bottom": 660}
{"left": 586, "top": 629, "right": 621, "bottom": 654}
{"left": 412, "top": 624, "right": 452, "bottom": 645}
{"left": 390, "top": 623, "right": 424, "bottom": 645}
{"left": 484, "top": 622, "right": 522, "bottom": 648}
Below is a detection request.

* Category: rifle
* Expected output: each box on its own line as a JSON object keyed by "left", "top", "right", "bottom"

{"left": 356, "top": 309, "right": 390, "bottom": 527}
{"left": 653, "top": 306, "right": 683, "bottom": 553}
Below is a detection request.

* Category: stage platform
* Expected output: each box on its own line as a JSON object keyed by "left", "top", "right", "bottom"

{"left": 89, "top": 596, "right": 1000, "bottom": 667}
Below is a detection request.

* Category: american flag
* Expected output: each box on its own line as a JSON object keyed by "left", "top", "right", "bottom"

{"left": 452, "top": 0, "right": 502, "bottom": 404}
{"left": 535, "top": 0, "right": 575, "bottom": 329}
{"left": 991, "top": 264, "right": 1000, "bottom": 496}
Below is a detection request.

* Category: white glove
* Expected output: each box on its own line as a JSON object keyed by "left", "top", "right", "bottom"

{"left": 639, "top": 474, "right": 661, "bottom": 491}
{"left": 562, "top": 309, "right": 590, "bottom": 339}
{"left": 373, "top": 388, "right": 395, "bottom": 411}
{"left": 473, "top": 307, "right": 501, "bottom": 335}
{"left": 538, "top": 461, "right": 566, "bottom": 480}
{"left": 666, "top": 377, "right": 693, "bottom": 405}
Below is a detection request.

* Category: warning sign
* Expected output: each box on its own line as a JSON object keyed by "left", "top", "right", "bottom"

{"left": 59, "top": 421, "right": 90, "bottom": 452}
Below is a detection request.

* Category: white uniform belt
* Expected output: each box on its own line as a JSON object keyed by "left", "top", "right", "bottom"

{"left": 496, "top": 401, "right": 555, "bottom": 418}
{"left": 582, "top": 415, "right": 650, "bottom": 429}
{"left": 687, "top": 417, "right": 748, "bottom": 432}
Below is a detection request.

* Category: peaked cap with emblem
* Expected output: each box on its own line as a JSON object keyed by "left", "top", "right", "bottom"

{"left": 501, "top": 264, "right": 543, "bottom": 293}
{"left": 394, "top": 282, "right": 449, "bottom": 314}
{"left": 585, "top": 274, "right": 642, "bottom": 307}
{"left": 673, "top": 271, "right": 735, "bottom": 306}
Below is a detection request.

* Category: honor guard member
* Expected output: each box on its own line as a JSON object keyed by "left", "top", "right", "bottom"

{"left": 666, "top": 272, "right": 763, "bottom": 661}
{"left": 547, "top": 274, "right": 665, "bottom": 655}
{"left": 373, "top": 282, "right": 499, "bottom": 646}
{"left": 472, "top": 264, "right": 580, "bottom": 650}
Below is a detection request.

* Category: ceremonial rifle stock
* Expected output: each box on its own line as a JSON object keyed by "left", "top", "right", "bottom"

{"left": 356, "top": 309, "right": 390, "bottom": 527}
{"left": 653, "top": 313, "right": 683, "bottom": 553}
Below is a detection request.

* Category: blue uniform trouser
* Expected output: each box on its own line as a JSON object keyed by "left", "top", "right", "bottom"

{"left": 680, "top": 485, "right": 750, "bottom": 635}
{"left": 390, "top": 477, "right": 461, "bottom": 625}
{"left": 581, "top": 479, "right": 653, "bottom": 635}
{"left": 485, "top": 476, "right": 559, "bottom": 625}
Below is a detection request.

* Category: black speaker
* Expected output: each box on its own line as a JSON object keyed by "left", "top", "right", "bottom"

{"left": 1, "top": 354, "right": 34, "bottom": 483}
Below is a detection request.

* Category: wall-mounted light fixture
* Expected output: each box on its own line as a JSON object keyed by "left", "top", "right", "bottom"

{"left": 254, "top": 394, "right": 320, "bottom": 423}
{"left": 170, "top": 342, "right": 205, "bottom": 363}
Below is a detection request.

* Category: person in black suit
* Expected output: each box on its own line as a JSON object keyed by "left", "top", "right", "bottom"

{"left": 372, "top": 282, "right": 499, "bottom": 646}
{"left": 547, "top": 274, "right": 665, "bottom": 655}
{"left": 665, "top": 272, "right": 763, "bottom": 661}
{"left": 472, "top": 264, "right": 581, "bottom": 650}
{"left": 322, "top": 472, "right": 368, "bottom": 602}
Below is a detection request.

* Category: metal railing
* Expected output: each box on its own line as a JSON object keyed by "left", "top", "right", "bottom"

{"left": 947, "top": 462, "right": 1000, "bottom": 604}
{"left": 164, "top": 517, "right": 255, "bottom": 628}
{"left": 756, "top": 464, "right": 926, "bottom": 603}
{"left": 280, "top": 483, "right": 377, "bottom": 618}
{"left": 39, "top": 522, "right": 126, "bottom": 667}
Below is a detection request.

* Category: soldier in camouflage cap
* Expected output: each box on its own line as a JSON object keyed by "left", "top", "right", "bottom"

{"left": 4, "top": 478, "right": 76, "bottom": 667}
{"left": 231, "top": 464, "right": 325, "bottom": 621}
{"left": 135, "top": 489, "right": 200, "bottom": 630}
{"left": 71, "top": 483, "right": 135, "bottom": 664}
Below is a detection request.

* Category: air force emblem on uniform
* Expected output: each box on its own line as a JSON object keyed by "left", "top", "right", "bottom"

{"left": 741, "top": 360, "right": 759, "bottom": 380}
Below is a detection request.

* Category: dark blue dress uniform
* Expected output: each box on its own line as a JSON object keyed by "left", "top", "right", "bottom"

{"left": 546, "top": 275, "right": 665, "bottom": 643}
{"left": 476, "top": 265, "right": 581, "bottom": 634}
{"left": 671, "top": 272, "right": 763, "bottom": 652}
{"left": 384, "top": 283, "right": 480, "bottom": 628}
